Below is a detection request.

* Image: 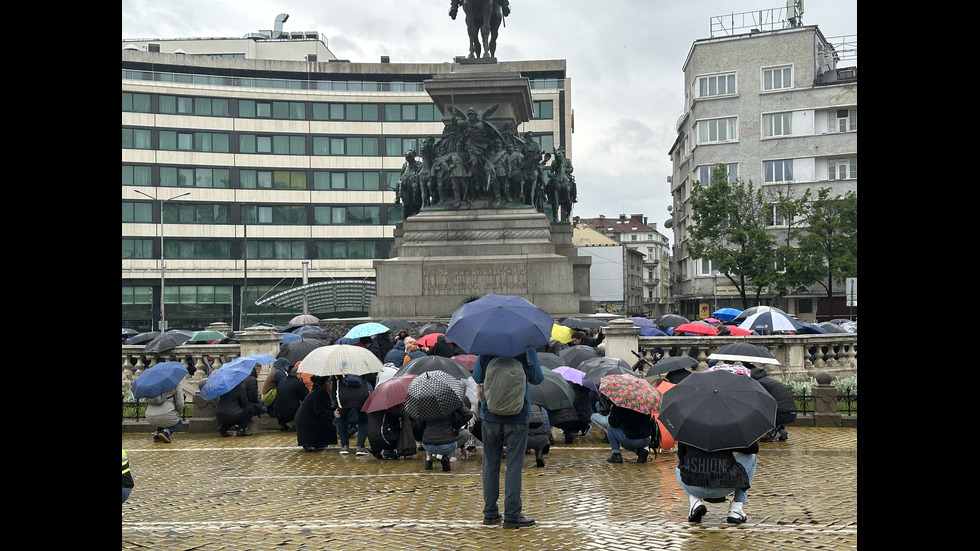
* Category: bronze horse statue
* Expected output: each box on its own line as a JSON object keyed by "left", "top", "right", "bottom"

{"left": 463, "top": 0, "right": 502, "bottom": 58}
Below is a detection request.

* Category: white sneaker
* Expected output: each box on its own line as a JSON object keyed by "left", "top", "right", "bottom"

{"left": 339, "top": 446, "right": 350, "bottom": 455}
{"left": 727, "top": 501, "right": 747, "bottom": 524}
{"left": 688, "top": 496, "right": 707, "bottom": 523}
{"left": 355, "top": 447, "right": 369, "bottom": 456}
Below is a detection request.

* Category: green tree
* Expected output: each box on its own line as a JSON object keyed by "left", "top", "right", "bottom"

{"left": 687, "top": 165, "right": 777, "bottom": 309}
{"left": 768, "top": 188, "right": 811, "bottom": 299}
{"left": 787, "top": 188, "right": 858, "bottom": 318}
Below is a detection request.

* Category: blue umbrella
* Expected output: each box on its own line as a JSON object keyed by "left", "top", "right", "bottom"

{"left": 797, "top": 322, "right": 828, "bottom": 334}
{"left": 712, "top": 308, "right": 742, "bottom": 322}
{"left": 446, "top": 294, "right": 553, "bottom": 357}
{"left": 640, "top": 326, "right": 667, "bottom": 336}
{"left": 627, "top": 317, "right": 656, "bottom": 328}
{"left": 131, "top": 361, "right": 188, "bottom": 399}
{"left": 200, "top": 354, "right": 276, "bottom": 400}
{"left": 343, "top": 322, "right": 391, "bottom": 339}
{"left": 280, "top": 332, "right": 302, "bottom": 344}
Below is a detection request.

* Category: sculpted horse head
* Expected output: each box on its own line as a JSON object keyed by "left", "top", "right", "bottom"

{"left": 463, "top": 0, "right": 502, "bottom": 58}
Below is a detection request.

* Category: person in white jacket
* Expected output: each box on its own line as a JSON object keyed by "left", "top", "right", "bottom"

{"left": 145, "top": 386, "right": 184, "bottom": 443}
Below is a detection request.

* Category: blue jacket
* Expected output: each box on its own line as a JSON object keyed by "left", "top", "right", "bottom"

{"left": 473, "top": 348, "right": 544, "bottom": 425}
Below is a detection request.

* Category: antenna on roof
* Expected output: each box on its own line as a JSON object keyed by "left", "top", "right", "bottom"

{"left": 786, "top": 0, "right": 804, "bottom": 27}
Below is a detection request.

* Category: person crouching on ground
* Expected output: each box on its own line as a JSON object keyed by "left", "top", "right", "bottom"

{"left": 413, "top": 404, "right": 473, "bottom": 472}
{"left": 603, "top": 402, "right": 657, "bottom": 464}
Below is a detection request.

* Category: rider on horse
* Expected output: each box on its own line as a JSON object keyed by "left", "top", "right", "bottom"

{"left": 450, "top": 0, "right": 509, "bottom": 20}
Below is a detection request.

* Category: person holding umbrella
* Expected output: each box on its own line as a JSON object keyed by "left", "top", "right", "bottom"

{"left": 145, "top": 384, "right": 185, "bottom": 443}
{"left": 215, "top": 378, "right": 259, "bottom": 437}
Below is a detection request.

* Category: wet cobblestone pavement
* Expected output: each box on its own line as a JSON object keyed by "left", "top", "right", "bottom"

{"left": 122, "top": 426, "right": 857, "bottom": 550}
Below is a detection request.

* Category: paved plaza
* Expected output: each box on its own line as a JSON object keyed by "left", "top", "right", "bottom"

{"left": 121, "top": 425, "right": 857, "bottom": 550}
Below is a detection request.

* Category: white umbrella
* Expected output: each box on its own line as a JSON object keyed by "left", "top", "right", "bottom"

{"left": 296, "top": 345, "right": 383, "bottom": 377}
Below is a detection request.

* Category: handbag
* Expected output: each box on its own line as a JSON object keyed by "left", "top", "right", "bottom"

{"left": 261, "top": 388, "right": 277, "bottom": 406}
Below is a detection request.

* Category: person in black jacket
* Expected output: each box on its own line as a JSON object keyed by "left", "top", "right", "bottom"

{"left": 676, "top": 441, "right": 758, "bottom": 524}
{"left": 215, "top": 380, "right": 258, "bottom": 437}
{"left": 603, "top": 404, "right": 657, "bottom": 464}
{"left": 274, "top": 366, "right": 309, "bottom": 430}
{"left": 295, "top": 376, "right": 337, "bottom": 451}
{"left": 746, "top": 363, "right": 797, "bottom": 441}
{"left": 413, "top": 404, "right": 473, "bottom": 472}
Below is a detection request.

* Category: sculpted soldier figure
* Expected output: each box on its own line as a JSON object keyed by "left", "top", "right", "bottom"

{"left": 395, "top": 150, "right": 423, "bottom": 219}
{"left": 449, "top": 105, "right": 504, "bottom": 203}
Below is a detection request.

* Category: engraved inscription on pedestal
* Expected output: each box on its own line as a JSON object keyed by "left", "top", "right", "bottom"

{"left": 423, "top": 264, "right": 528, "bottom": 295}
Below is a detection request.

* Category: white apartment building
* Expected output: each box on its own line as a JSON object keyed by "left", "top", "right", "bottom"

{"left": 667, "top": 8, "right": 857, "bottom": 322}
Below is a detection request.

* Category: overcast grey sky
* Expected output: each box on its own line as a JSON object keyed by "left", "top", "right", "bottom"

{"left": 122, "top": 0, "right": 857, "bottom": 234}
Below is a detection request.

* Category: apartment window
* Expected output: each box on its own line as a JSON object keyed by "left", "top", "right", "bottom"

{"left": 315, "top": 239, "right": 390, "bottom": 259}
{"left": 700, "top": 259, "right": 721, "bottom": 275}
{"left": 829, "top": 108, "right": 857, "bottom": 133}
{"left": 313, "top": 206, "right": 382, "bottom": 225}
{"left": 242, "top": 205, "right": 307, "bottom": 225}
{"left": 697, "top": 72, "right": 736, "bottom": 98}
{"left": 697, "top": 163, "right": 738, "bottom": 186}
{"left": 525, "top": 133, "right": 555, "bottom": 154}
{"left": 239, "top": 134, "right": 305, "bottom": 155}
{"left": 532, "top": 100, "right": 554, "bottom": 119}
{"left": 122, "top": 201, "right": 153, "bottom": 223}
{"left": 158, "top": 95, "right": 230, "bottom": 117}
{"left": 155, "top": 203, "right": 230, "bottom": 224}
{"left": 696, "top": 117, "right": 737, "bottom": 144}
{"left": 312, "top": 103, "right": 382, "bottom": 121}
{"left": 312, "top": 136, "right": 380, "bottom": 156}
{"left": 764, "top": 159, "right": 794, "bottom": 183}
{"left": 122, "top": 128, "right": 152, "bottom": 149}
{"left": 239, "top": 100, "right": 303, "bottom": 119}
{"left": 247, "top": 240, "right": 307, "bottom": 259}
{"left": 163, "top": 239, "right": 232, "bottom": 260}
{"left": 122, "top": 238, "right": 154, "bottom": 259}
{"left": 160, "top": 166, "right": 230, "bottom": 188}
{"left": 763, "top": 66, "right": 793, "bottom": 90}
{"left": 313, "top": 171, "right": 383, "bottom": 191}
{"left": 159, "top": 131, "right": 230, "bottom": 152}
{"left": 240, "top": 170, "right": 307, "bottom": 190}
{"left": 763, "top": 112, "right": 792, "bottom": 137}
{"left": 386, "top": 137, "right": 421, "bottom": 156}
{"left": 828, "top": 157, "right": 857, "bottom": 180}
{"left": 122, "top": 92, "right": 151, "bottom": 113}
{"left": 768, "top": 204, "right": 799, "bottom": 226}
{"left": 122, "top": 165, "right": 152, "bottom": 187}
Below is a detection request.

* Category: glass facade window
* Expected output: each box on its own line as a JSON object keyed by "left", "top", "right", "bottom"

{"left": 314, "top": 240, "right": 393, "bottom": 259}
{"left": 532, "top": 100, "right": 554, "bottom": 119}
{"left": 313, "top": 171, "right": 383, "bottom": 191}
{"left": 247, "top": 240, "right": 308, "bottom": 259}
{"left": 159, "top": 166, "right": 230, "bottom": 188}
{"left": 313, "top": 206, "right": 382, "bottom": 225}
{"left": 242, "top": 205, "right": 307, "bottom": 225}
{"left": 122, "top": 92, "right": 151, "bottom": 113}
{"left": 122, "top": 238, "right": 154, "bottom": 259}
{"left": 122, "top": 128, "right": 152, "bottom": 149}
{"left": 122, "top": 165, "right": 152, "bottom": 187}
{"left": 122, "top": 201, "right": 153, "bottom": 223}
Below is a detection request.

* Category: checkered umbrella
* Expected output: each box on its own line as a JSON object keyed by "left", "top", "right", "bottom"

{"left": 403, "top": 370, "right": 464, "bottom": 421}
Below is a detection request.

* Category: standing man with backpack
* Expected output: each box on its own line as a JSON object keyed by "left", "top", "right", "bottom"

{"left": 471, "top": 347, "right": 544, "bottom": 529}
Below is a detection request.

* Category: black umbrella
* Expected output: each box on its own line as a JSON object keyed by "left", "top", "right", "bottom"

{"left": 583, "top": 364, "right": 638, "bottom": 387}
{"left": 818, "top": 322, "right": 849, "bottom": 334}
{"left": 578, "top": 356, "right": 632, "bottom": 374}
{"left": 395, "top": 355, "right": 472, "bottom": 380}
{"left": 278, "top": 338, "right": 326, "bottom": 366}
{"left": 404, "top": 370, "right": 464, "bottom": 421}
{"left": 126, "top": 331, "right": 161, "bottom": 345}
{"left": 530, "top": 367, "right": 576, "bottom": 410}
{"left": 536, "top": 352, "right": 564, "bottom": 370}
{"left": 659, "top": 370, "right": 777, "bottom": 452}
{"left": 558, "top": 317, "right": 608, "bottom": 331}
{"left": 293, "top": 325, "right": 330, "bottom": 340}
{"left": 381, "top": 317, "right": 413, "bottom": 333}
{"left": 656, "top": 314, "right": 690, "bottom": 329}
{"left": 143, "top": 329, "right": 194, "bottom": 354}
{"left": 707, "top": 342, "right": 780, "bottom": 366}
{"left": 645, "top": 355, "right": 699, "bottom": 377}
{"left": 558, "top": 345, "right": 600, "bottom": 369}
{"left": 419, "top": 321, "right": 449, "bottom": 336}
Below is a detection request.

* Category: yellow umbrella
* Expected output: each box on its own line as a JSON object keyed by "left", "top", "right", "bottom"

{"left": 551, "top": 323, "right": 574, "bottom": 343}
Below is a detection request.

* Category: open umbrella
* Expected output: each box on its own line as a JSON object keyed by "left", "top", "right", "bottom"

{"left": 419, "top": 322, "right": 449, "bottom": 336}
{"left": 452, "top": 354, "right": 478, "bottom": 372}
{"left": 656, "top": 314, "right": 690, "bottom": 329}
{"left": 557, "top": 317, "right": 608, "bottom": 330}
{"left": 640, "top": 326, "right": 668, "bottom": 336}
{"left": 658, "top": 369, "right": 777, "bottom": 451}
{"left": 122, "top": 328, "right": 139, "bottom": 337}
{"left": 738, "top": 310, "right": 803, "bottom": 334}
{"left": 579, "top": 356, "right": 631, "bottom": 374}
{"left": 143, "top": 329, "right": 194, "bottom": 354}
{"left": 728, "top": 326, "right": 753, "bottom": 336}
{"left": 279, "top": 332, "right": 302, "bottom": 344}
{"left": 627, "top": 317, "right": 656, "bottom": 328}
{"left": 733, "top": 306, "right": 789, "bottom": 322}
{"left": 536, "top": 352, "right": 564, "bottom": 370}
{"left": 380, "top": 317, "right": 413, "bottom": 333}
{"left": 445, "top": 294, "right": 553, "bottom": 357}
{"left": 126, "top": 331, "right": 160, "bottom": 345}
{"left": 130, "top": 361, "right": 188, "bottom": 400}
{"left": 297, "top": 344, "right": 384, "bottom": 377}
{"left": 289, "top": 314, "right": 319, "bottom": 325}
{"left": 558, "top": 345, "right": 600, "bottom": 369}
{"left": 344, "top": 322, "right": 391, "bottom": 340}
{"left": 598, "top": 373, "right": 662, "bottom": 416}
{"left": 293, "top": 325, "right": 330, "bottom": 340}
{"left": 818, "top": 322, "right": 849, "bottom": 334}
{"left": 797, "top": 322, "right": 829, "bottom": 334}
{"left": 674, "top": 323, "right": 718, "bottom": 336}
{"left": 530, "top": 367, "right": 576, "bottom": 410}
{"left": 551, "top": 323, "right": 574, "bottom": 344}
{"left": 189, "top": 330, "right": 227, "bottom": 343}
{"left": 646, "top": 355, "right": 699, "bottom": 377}
{"left": 707, "top": 342, "right": 780, "bottom": 365}
{"left": 712, "top": 308, "right": 742, "bottom": 322}
{"left": 552, "top": 365, "right": 598, "bottom": 392}
{"left": 362, "top": 373, "right": 418, "bottom": 413}
{"left": 415, "top": 332, "right": 444, "bottom": 348}
{"left": 395, "top": 355, "right": 472, "bottom": 380}
{"left": 404, "top": 370, "right": 465, "bottom": 421}
{"left": 199, "top": 354, "right": 276, "bottom": 400}
{"left": 584, "top": 364, "right": 638, "bottom": 387}
{"left": 278, "top": 337, "right": 326, "bottom": 366}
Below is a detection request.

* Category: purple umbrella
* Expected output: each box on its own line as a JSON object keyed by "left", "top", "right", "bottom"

{"left": 553, "top": 365, "right": 598, "bottom": 392}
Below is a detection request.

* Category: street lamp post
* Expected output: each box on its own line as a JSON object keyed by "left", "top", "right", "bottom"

{"left": 136, "top": 190, "right": 190, "bottom": 331}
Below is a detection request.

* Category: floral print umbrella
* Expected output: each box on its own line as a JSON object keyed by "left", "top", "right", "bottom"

{"left": 598, "top": 373, "right": 663, "bottom": 416}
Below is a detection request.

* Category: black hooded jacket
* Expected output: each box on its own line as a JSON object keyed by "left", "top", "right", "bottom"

{"left": 750, "top": 366, "right": 797, "bottom": 426}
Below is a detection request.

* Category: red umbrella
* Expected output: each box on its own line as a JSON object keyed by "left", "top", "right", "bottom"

{"left": 674, "top": 323, "right": 718, "bottom": 336}
{"left": 416, "top": 333, "right": 444, "bottom": 348}
{"left": 362, "top": 373, "right": 419, "bottom": 413}
{"left": 728, "top": 326, "right": 753, "bottom": 336}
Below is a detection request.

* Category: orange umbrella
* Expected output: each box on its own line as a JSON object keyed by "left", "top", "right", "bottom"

{"left": 654, "top": 380, "right": 676, "bottom": 451}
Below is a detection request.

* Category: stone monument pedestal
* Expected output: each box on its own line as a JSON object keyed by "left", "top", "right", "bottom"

{"left": 370, "top": 208, "right": 591, "bottom": 319}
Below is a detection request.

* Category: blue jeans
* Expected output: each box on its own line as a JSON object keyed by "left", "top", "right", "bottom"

{"left": 155, "top": 419, "right": 182, "bottom": 435}
{"left": 422, "top": 441, "right": 457, "bottom": 458}
{"left": 122, "top": 487, "right": 132, "bottom": 504}
{"left": 335, "top": 407, "right": 368, "bottom": 448}
{"left": 481, "top": 420, "right": 529, "bottom": 520}
{"left": 675, "top": 452, "right": 757, "bottom": 503}
{"left": 605, "top": 425, "right": 650, "bottom": 454}
{"left": 590, "top": 412, "right": 609, "bottom": 431}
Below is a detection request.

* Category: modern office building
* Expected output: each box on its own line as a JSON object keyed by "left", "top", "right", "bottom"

{"left": 570, "top": 224, "right": 645, "bottom": 316}
{"left": 122, "top": 17, "right": 573, "bottom": 331}
{"left": 573, "top": 214, "right": 671, "bottom": 318}
{"left": 666, "top": 6, "right": 857, "bottom": 322}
